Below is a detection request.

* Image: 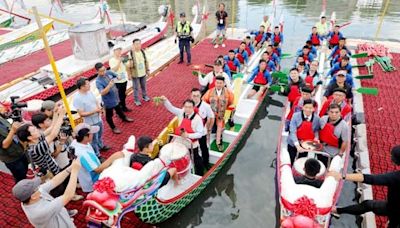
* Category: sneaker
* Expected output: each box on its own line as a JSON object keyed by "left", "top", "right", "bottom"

{"left": 134, "top": 100, "right": 142, "bottom": 106}
{"left": 222, "top": 43, "right": 226, "bottom": 48}
{"left": 68, "top": 209, "right": 78, "bottom": 217}
{"left": 177, "top": 60, "right": 184, "bottom": 64}
{"left": 123, "top": 117, "right": 134, "bottom": 122}
{"left": 112, "top": 128, "right": 122, "bottom": 134}
{"left": 214, "top": 44, "right": 219, "bottom": 48}
{"left": 143, "top": 96, "right": 151, "bottom": 102}
{"left": 72, "top": 194, "right": 84, "bottom": 201}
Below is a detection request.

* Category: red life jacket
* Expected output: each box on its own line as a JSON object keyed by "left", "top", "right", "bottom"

{"left": 245, "top": 45, "right": 252, "bottom": 56}
{"left": 174, "top": 114, "right": 197, "bottom": 142}
{"left": 336, "top": 56, "right": 342, "bottom": 64}
{"left": 288, "top": 84, "right": 301, "bottom": 104}
{"left": 329, "top": 32, "right": 340, "bottom": 45}
{"left": 236, "top": 50, "right": 245, "bottom": 64}
{"left": 255, "top": 32, "right": 264, "bottom": 43}
{"left": 253, "top": 71, "right": 267, "bottom": 85}
{"left": 274, "top": 33, "right": 281, "bottom": 44}
{"left": 302, "top": 54, "right": 310, "bottom": 63}
{"left": 319, "top": 118, "right": 343, "bottom": 148}
{"left": 334, "top": 48, "right": 342, "bottom": 58}
{"left": 304, "top": 75, "right": 314, "bottom": 90}
{"left": 226, "top": 58, "right": 237, "bottom": 72}
{"left": 311, "top": 34, "right": 320, "bottom": 46}
{"left": 273, "top": 48, "right": 280, "bottom": 57}
{"left": 319, "top": 99, "right": 351, "bottom": 118}
{"left": 194, "top": 101, "right": 207, "bottom": 125}
{"left": 296, "top": 114, "right": 315, "bottom": 141}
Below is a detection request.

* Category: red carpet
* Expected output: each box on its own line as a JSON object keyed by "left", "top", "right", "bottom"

{"left": 358, "top": 53, "right": 400, "bottom": 227}
{"left": 1, "top": 40, "right": 72, "bottom": 84}
{"left": 0, "top": 38, "right": 241, "bottom": 228}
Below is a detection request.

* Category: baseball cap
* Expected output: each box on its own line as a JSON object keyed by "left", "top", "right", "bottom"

{"left": 332, "top": 87, "right": 346, "bottom": 94}
{"left": 12, "top": 177, "right": 41, "bottom": 202}
{"left": 180, "top": 12, "right": 186, "bottom": 17}
{"left": 74, "top": 123, "right": 100, "bottom": 136}
{"left": 336, "top": 70, "right": 347, "bottom": 77}
{"left": 113, "top": 45, "right": 123, "bottom": 51}
{"left": 41, "top": 100, "right": 55, "bottom": 111}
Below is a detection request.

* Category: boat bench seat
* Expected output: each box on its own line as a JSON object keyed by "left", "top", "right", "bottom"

{"left": 293, "top": 157, "right": 326, "bottom": 178}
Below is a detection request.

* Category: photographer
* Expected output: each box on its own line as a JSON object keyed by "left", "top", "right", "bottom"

{"left": 16, "top": 106, "right": 67, "bottom": 176}
{"left": 0, "top": 102, "right": 28, "bottom": 183}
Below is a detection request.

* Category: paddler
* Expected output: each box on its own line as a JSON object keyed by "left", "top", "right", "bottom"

{"left": 175, "top": 12, "right": 193, "bottom": 65}
{"left": 234, "top": 42, "right": 249, "bottom": 65}
{"left": 319, "top": 88, "right": 352, "bottom": 120}
{"left": 308, "top": 26, "right": 322, "bottom": 46}
{"left": 260, "top": 52, "right": 276, "bottom": 72}
{"left": 251, "top": 25, "right": 268, "bottom": 50}
{"left": 266, "top": 44, "right": 281, "bottom": 68}
{"left": 286, "top": 86, "right": 318, "bottom": 123}
{"left": 284, "top": 68, "right": 305, "bottom": 107}
{"left": 224, "top": 50, "right": 241, "bottom": 72}
{"left": 328, "top": 25, "right": 344, "bottom": 49}
{"left": 191, "top": 88, "right": 215, "bottom": 169}
{"left": 324, "top": 71, "right": 353, "bottom": 102}
{"left": 272, "top": 42, "right": 282, "bottom": 57}
{"left": 160, "top": 97, "right": 205, "bottom": 175}
{"left": 318, "top": 103, "right": 349, "bottom": 165}
{"left": 198, "top": 60, "right": 232, "bottom": 92}
{"left": 244, "top": 36, "right": 255, "bottom": 56}
{"left": 217, "top": 55, "right": 232, "bottom": 79}
{"left": 304, "top": 60, "right": 322, "bottom": 92}
{"left": 327, "top": 56, "right": 354, "bottom": 87}
{"left": 202, "top": 76, "right": 234, "bottom": 152}
{"left": 297, "top": 62, "right": 308, "bottom": 79}
{"left": 245, "top": 60, "right": 272, "bottom": 99}
{"left": 332, "top": 49, "right": 350, "bottom": 66}
{"left": 287, "top": 99, "right": 320, "bottom": 164}
{"left": 328, "top": 37, "right": 351, "bottom": 60}
{"left": 315, "top": 16, "right": 329, "bottom": 38}
{"left": 270, "top": 26, "right": 284, "bottom": 46}
{"left": 296, "top": 41, "right": 317, "bottom": 57}
{"left": 214, "top": 3, "right": 228, "bottom": 48}
{"left": 297, "top": 45, "right": 315, "bottom": 65}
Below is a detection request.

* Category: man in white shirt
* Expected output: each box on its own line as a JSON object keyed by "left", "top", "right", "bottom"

{"left": 109, "top": 46, "right": 131, "bottom": 112}
{"left": 191, "top": 88, "right": 215, "bottom": 169}
{"left": 198, "top": 60, "right": 232, "bottom": 92}
{"left": 160, "top": 96, "right": 205, "bottom": 175}
{"left": 260, "top": 15, "right": 271, "bottom": 32}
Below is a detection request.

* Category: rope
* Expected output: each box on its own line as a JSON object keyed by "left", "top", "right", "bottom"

{"left": 374, "top": 0, "right": 391, "bottom": 41}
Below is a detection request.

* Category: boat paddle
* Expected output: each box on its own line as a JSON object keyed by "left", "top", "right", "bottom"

{"left": 356, "top": 87, "right": 378, "bottom": 96}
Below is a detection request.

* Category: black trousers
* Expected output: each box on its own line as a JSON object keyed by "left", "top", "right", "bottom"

{"left": 115, "top": 81, "right": 127, "bottom": 110}
{"left": 105, "top": 105, "right": 127, "bottom": 129}
{"left": 192, "top": 147, "right": 204, "bottom": 176}
{"left": 337, "top": 200, "right": 399, "bottom": 228}
{"left": 199, "top": 135, "right": 209, "bottom": 168}
{"left": 179, "top": 39, "right": 191, "bottom": 63}
{"left": 5, "top": 155, "right": 28, "bottom": 183}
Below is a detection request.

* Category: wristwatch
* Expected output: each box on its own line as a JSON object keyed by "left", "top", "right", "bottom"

{"left": 342, "top": 173, "right": 346, "bottom": 180}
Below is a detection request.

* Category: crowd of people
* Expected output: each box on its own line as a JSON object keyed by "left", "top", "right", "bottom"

{"left": 0, "top": 6, "right": 398, "bottom": 228}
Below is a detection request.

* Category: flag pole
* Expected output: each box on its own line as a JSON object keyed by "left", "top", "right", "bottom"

{"left": 32, "top": 6, "right": 76, "bottom": 128}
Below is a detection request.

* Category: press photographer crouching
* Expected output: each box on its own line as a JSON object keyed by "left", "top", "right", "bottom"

{"left": 0, "top": 99, "right": 28, "bottom": 183}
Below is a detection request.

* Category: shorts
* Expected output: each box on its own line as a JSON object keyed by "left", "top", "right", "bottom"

{"left": 252, "top": 85, "right": 261, "bottom": 92}
{"left": 216, "top": 25, "right": 226, "bottom": 36}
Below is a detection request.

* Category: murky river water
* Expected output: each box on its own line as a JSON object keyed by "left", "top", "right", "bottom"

{"left": 14, "top": 0, "right": 400, "bottom": 227}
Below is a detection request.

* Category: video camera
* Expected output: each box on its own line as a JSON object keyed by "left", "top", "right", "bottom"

{"left": 60, "top": 116, "right": 73, "bottom": 136}
{"left": 6, "top": 96, "right": 28, "bottom": 122}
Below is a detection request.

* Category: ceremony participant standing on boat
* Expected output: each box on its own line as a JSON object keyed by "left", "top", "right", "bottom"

{"left": 260, "top": 15, "right": 271, "bottom": 33}
{"left": 329, "top": 145, "right": 400, "bottom": 228}
{"left": 315, "top": 16, "right": 329, "bottom": 38}
{"left": 0, "top": 103, "right": 27, "bottom": 183}
{"left": 320, "top": 88, "right": 352, "bottom": 120}
{"left": 95, "top": 63, "right": 133, "bottom": 134}
{"left": 287, "top": 99, "right": 320, "bottom": 164}
{"left": 294, "top": 158, "right": 323, "bottom": 188}
{"left": 224, "top": 50, "right": 241, "bottom": 72}
{"left": 270, "top": 26, "right": 284, "bottom": 46}
{"left": 74, "top": 78, "right": 110, "bottom": 156}
{"left": 328, "top": 25, "right": 343, "bottom": 48}
{"left": 12, "top": 159, "right": 81, "bottom": 228}
{"left": 251, "top": 25, "right": 267, "bottom": 50}
{"left": 309, "top": 26, "right": 322, "bottom": 46}
{"left": 70, "top": 123, "right": 125, "bottom": 192}
{"left": 109, "top": 46, "right": 131, "bottom": 112}
{"left": 214, "top": 3, "right": 228, "bottom": 48}
{"left": 126, "top": 39, "right": 151, "bottom": 106}
{"left": 203, "top": 76, "right": 234, "bottom": 152}
{"left": 324, "top": 71, "right": 353, "bottom": 102}
{"left": 160, "top": 97, "right": 205, "bottom": 175}
{"left": 246, "top": 60, "right": 272, "bottom": 99}
{"left": 318, "top": 104, "right": 349, "bottom": 165}
{"left": 191, "top": 88, "right": 215, "bottom": 169}
{"left": 234, "top": 42, "right": 249, "bottom": 65}
{"left": 285, "top": 68, "right": 305, "bottom": 107}
{"left": 175, "top": 12, "right": 193, "bottom": 65}
{"left": 198, "top": 60, "right": 232, "bottom": 92}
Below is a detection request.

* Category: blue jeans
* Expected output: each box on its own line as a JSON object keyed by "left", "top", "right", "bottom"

{"left": 132, "top": 76, "right": 148, "bottom": 102}
{"left": 5, "top": 155, "right": 28, "bottom": 183}
{"left": 91, "top": 121, "right": 104, "bottom": 156}
{"left": 179, "top": 39, "right": 191, "bottom": 63}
